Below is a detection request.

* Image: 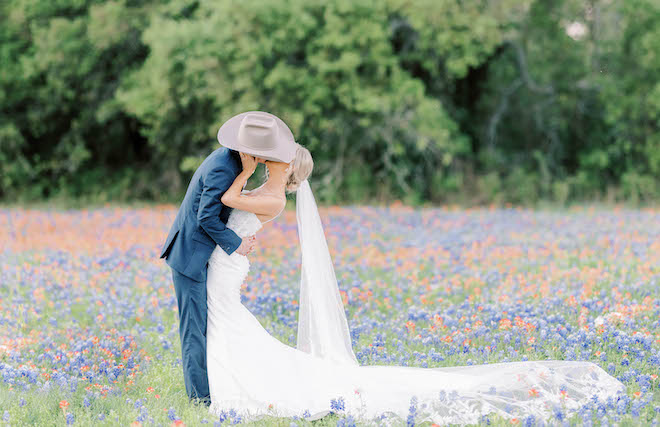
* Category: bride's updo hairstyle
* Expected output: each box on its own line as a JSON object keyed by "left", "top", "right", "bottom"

{"left": 286, "top": 144, "right": 313, "bottom": 193}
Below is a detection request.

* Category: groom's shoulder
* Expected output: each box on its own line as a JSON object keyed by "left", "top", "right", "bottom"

{"left": 202, "top": 147, "right": 229, "bottom": 167}
{"left": 206, "top": 146, "right": 229, "bottom": 161}
{"left": 202, "top": 147, "right": 238, "bottom": 173}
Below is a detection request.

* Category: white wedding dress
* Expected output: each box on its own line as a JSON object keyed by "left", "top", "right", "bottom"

{"left": 206, "top": 206, "right": 625, "bottom": 425}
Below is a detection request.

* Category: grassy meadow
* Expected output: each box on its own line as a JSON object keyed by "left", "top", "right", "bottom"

{"left": 0, "top": 206, "right": 659, "bottom": 426}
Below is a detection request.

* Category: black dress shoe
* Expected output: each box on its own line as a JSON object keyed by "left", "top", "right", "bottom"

{"left": 191, "top": 397, "right": 211, "bottom": 408}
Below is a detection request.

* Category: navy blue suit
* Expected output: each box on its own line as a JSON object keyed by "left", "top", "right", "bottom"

{"left": 160, "top": 147, "right": 243, "bottom": 403}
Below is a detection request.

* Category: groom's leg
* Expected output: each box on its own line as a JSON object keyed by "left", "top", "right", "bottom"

{"left": 171, "top": 268, "right": 210, "bottom": 404}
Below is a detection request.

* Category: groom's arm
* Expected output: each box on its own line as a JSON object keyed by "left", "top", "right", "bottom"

{"left": 197, "top": 166, "right": 243, "bottom": 255}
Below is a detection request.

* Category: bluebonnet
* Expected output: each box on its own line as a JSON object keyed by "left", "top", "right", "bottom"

{"left": 216, "top": 409, "right": 241, "bottom": 425}
{"left": 330, "top": 397, "right": 345, "bottom": 412}
{"left": 631, "top": 399, "right": 644, "bottom": 417}
{"left": 336, "top": 415, "right": 356, "bottom": 427}
{"left": 616, "top": 397, "right": 628, "bottom": 415}
{"left": 407, "top": 396, "right": 418, "bottom": 427}
{"left": 65, "top": 413, "right": 74, "bottom": 425}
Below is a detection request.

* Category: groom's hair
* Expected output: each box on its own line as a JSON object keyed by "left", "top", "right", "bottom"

{"left": 228, "top": 148, "right": 241, "bottom": 167}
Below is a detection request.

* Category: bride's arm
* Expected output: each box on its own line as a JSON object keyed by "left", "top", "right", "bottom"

{"left": 221, "top": 153, "right": 284, "bottom": 217}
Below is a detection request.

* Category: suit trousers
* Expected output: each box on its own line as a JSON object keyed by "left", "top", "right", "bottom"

{"left": 171, "top": 267, "right": 210, "bottom": 404}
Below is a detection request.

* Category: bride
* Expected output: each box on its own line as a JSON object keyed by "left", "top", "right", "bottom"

{"left": 205, "top": 144, "right": 624, "bottom": 425}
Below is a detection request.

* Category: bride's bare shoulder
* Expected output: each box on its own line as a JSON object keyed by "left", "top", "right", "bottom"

{"left": 235, "top": 190, "right": 285, "bottom": 222}
{"left": 256, "top": 196, "right": 286, "bottom": 223}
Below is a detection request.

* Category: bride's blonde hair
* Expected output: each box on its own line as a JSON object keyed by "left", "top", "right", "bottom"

{"left": 286, "top": 144, "right": 313, "bottom": 193}
{"left": 262, "top": 144, "right": 313, "bottom": 193}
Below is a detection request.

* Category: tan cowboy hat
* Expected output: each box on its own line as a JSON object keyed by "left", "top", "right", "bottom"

{"left": 217, "top": 111, "right": 297, "bottom": 163}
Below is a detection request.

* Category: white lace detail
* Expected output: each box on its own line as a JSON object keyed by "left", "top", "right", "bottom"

{"left": 207, "top": 209, "right": 260, "bottom": 276}
{"left": 225, "top": 209, "right": 262, "bottom": 238}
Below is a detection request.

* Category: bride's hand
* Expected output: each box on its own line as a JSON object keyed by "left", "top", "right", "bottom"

{"left": 239, "top": 152, "right": 258, "bottom": 175}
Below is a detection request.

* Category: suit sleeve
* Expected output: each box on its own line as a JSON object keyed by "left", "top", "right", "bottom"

{"left": 197, "top": 166, "right": 243, "bottom": 255}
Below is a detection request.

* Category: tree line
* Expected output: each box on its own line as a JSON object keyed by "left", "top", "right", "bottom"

{"left": 1, "top": 0, "right": 658, "bottom": 204}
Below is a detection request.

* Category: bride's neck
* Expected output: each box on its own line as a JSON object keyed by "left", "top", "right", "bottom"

{"left": 262, "top": 162, "right": 288, "bottom": 193}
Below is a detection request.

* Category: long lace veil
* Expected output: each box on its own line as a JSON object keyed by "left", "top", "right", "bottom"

{"left": 295, "top": 179, "right": 358, "bottom": 365}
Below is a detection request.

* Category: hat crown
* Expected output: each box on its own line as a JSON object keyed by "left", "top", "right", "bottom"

{"left": 217, "top": 110, "right": 298, "bottom": 163}
{"left": 237, "top": 113, "right": 278, "bottom": 150}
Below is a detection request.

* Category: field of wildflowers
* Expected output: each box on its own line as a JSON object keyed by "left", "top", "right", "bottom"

{"left": 0, "top": 206, "right": 659, "bottom": 426}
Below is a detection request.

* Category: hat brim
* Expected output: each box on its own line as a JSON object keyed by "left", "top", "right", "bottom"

{"left": 217, "top": 111, "right": 297, "bottom": 163}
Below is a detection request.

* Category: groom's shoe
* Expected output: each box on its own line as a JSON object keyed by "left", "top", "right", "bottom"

{"left": 191, "top": 397, "right": 211, "bottom": 408}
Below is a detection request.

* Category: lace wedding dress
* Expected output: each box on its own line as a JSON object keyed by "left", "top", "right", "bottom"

{"left": 206, "top": 197, "right": 624, "bottom": 425}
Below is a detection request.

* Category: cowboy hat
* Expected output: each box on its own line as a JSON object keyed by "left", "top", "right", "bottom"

{"left": 217, "top": 111, "right": 297, "bottom": 163}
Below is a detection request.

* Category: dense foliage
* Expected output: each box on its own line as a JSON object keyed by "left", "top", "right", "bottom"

{"left": 1, "top": 0, "right": 658, "bottom": 204}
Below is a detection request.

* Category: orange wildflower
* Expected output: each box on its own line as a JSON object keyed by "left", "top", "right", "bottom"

{"left": 405, "top": 321, "right": 416, "bottom": 333}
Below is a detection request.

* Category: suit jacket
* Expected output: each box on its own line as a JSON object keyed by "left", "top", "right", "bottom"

{"left": 160, "top": 147, "right": 243, "bottom": 282}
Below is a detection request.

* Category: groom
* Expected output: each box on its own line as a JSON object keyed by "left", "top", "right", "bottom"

{"left": 160, "top": 111, "right": 298, "bottom": 405}
{"left": 159, "top": 146, "right": 255, "bottom": 405}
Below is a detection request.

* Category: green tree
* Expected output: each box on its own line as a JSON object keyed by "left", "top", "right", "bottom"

{"left": 1, "top": 0, "right": 156, "bottom": 200}
{"left": 117, "top": 0, "right": 479, "bottom": 202}
{"left": 1, "top": 0, "right": 658, "bottom": 204}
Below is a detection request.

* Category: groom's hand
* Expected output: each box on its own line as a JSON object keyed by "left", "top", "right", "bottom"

{"left": 235, "top": 235, "right": 256, "bottom": 256}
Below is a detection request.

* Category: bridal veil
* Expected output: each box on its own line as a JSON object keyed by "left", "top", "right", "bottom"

{"left": 295, "top": 179, "right": 358, "bottom": 365}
